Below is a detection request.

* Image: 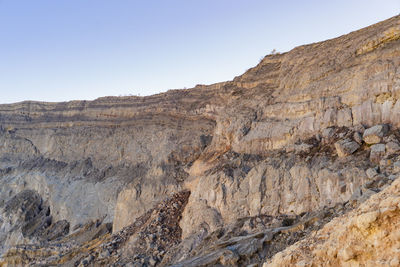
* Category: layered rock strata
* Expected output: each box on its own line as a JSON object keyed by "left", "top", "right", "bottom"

{"left": 264, "top": 175, "right": 400, "bottom": 267}
{"left": 0, "top": 14, "right": 400, "bottom": 266}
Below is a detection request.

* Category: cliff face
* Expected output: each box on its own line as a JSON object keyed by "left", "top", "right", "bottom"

{"left": 264, "top": 176, "right": 400, "bottom": 267}
{"left": 0, "top": 15, "right": 400, "bottom": 266}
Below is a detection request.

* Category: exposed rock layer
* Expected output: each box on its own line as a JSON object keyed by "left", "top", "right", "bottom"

{"left": 264, "top": 176, "right": 400, "bottom": 267}
{"left": 0, "top": 14, "right": 400, "bottom": 266}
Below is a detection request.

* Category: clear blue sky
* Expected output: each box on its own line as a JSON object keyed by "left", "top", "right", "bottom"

{"left": 0, "top": 1, "right": 399, "bottom": 104}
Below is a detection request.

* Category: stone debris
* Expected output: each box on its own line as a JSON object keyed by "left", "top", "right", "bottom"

{"left": 322, "top": 128, "right": 335, "bottom": 139}
{"left": 386, "top": 141, "right": 400, "bottom": 155}
{"left": 334, "top": 139, "right": 360, "bottom": 157}
{"left": 370, "top": 143, "right": 386, "bottom": 163}
{"left": 365, "top": 167, "right": 378, "bottom": 179}
{"left": 393, "top": 161, "right": 400, "bottom": 173}
{"left": 0, "top": 191, "right": 191, "bottom": 267}
{"left": 353, "top": 131, "right": 363, "bottom": 144}
{"left": 264, "top": 177, "right": 400, "bottom": 267}
{"left": 363, "top": 124, "right": 389, "bottom": 144}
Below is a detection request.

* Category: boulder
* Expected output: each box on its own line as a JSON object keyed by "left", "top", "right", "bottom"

{"left": 322, "top": 128, "right": 335, "bottom": 140}
{"left": 393, "top": 161, "right": 400, "bottom": 173}
{"left": 363, "top": 125, "right": 389, "bottom": 144}
{"left": 334, "top": 139, "right": 360, "bottom": 157}
{"left": 365, "top": 167, "right": 378, "bottom": 179}
{"left": 386, "top": 141, "right": 400, "bottom": 155}
{"left": 370, "top": 144, "right": 386, "bottom": 163}
{"left": 352, "top": 125, "right": 365, "bottom": 134}
{"left": 379, "top": 158, "right": 392, "bottom": 168}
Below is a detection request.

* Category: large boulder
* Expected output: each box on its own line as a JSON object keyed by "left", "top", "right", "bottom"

{"left": 334, "top": 139, "right": 360, "bottom": 157}
{"left": 363, "top": 125, "right": 389, "bottom": 144}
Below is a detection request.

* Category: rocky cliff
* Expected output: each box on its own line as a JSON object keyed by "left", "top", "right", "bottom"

{"left": 0, "top": 15, "right": 400, "bottom": 266}
{"left": 264, "top": 172, "right": 400, "bottom": 267}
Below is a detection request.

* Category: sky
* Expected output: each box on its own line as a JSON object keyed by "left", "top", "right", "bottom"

{"left": 0, "top": 1, "right": 399, "bottom": 104}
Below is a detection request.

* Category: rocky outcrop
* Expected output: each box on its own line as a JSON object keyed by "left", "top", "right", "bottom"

{"left": 264, "top": 176, "right": 400, "bottom": 267}
{"left": 0, "top": 191, "right": 190, "bottom": 266}
{"left": 0, "top": 14, "right": 400, "bottom": 266}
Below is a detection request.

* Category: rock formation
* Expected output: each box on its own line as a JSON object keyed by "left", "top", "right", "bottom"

{"left": 264, "top": 176, "right": 400, "bottom": 267}
{"left": 0, "top": 14, "right": 399, "bottom": 266}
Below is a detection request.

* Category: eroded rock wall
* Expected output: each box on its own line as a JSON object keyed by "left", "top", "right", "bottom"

{"left": 0, "top": 14, "right": 399, "bottom": 265}
{"left": 264, "top": 174, "right": 400, "bottom": 267}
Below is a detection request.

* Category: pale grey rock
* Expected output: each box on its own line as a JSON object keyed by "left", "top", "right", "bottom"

{"left": 363, "top": 125, "right": 389, "bottom": 144}
{"left": 353, "top": 131, "right": 363, "bottom": 144}
{"left": 294, "top": 143, "right": 314, "bottom": 154}
{"left": 322, "top": 128, "right": 335, "bottom": 139}
{"left": 350, "top": 186, "right": 376, "bottom": 204}
{"left": 383, "top": 134, "right": 399, "bottom": 143}
{"left": 361, "top": 188, "right": 376, "bottom": 202}
{"left": 182, "top": 156, "right": 369, "bottom": 239}
{"left": 337, "top": 108, "right": 353, "bottom": 127}
{"left": 350, "top": 186, "right": 363, "bottom": 202}
{"left": 386, "top": 141, "right": 400, "bottom": 155}
{"left": 352, "top": 125, "right": 365, "bottom": 134}
{"left": 0, "top": 190, "right": 70, "bottom": 255}
{"left": 370, "top": 144, "right": 386, "bottom": 163}
{"left": 334, "top": 139, "right": 360, "bottom": 157}
{"left": 113, "top": 181, "right": 179, "bottom": 233}
{"left": 393, "top": 161, "right": 400, "bottom": 173}
{"left": 366, "top": 167, "right": 378, "bottom": 179}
